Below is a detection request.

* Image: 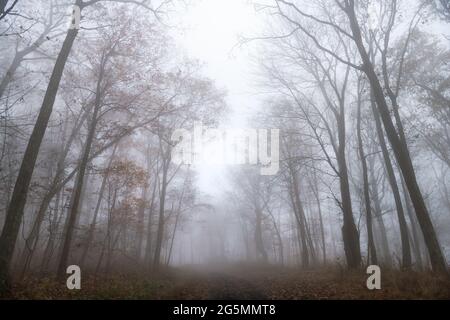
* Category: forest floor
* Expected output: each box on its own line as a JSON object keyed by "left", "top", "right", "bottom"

{"left": 8, "top": 264, "right": 450, "bottom": 300}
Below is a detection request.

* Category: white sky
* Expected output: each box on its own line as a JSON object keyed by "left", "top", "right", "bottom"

{"left": 173, "top": 0, "right": 265, "bottom": 197}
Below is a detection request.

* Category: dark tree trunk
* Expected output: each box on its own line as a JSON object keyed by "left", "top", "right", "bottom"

{"left": 0, "top": 0, "right": 19, "bottom": 21}
{"left": 136, "top": 184, "right": 148, "bottom": 262}
{"left": 311, "top": 168, "right": 326, "bottom": 263}
{"left": 166, "top": 209, "right": 181, "bottom": 266}
{"left": 18, "top": 108, "right": 87, "bottom": 277}
{"left": 400, "top": 176, "right": 424, "bottom": 269}
{"left": 153, "top": 151, "right": 170, "bottom": 269}
{"left": 79, "top": 146, "right": 117, "bottom": 268}
{"left": 267, "top": 207, "right": 284, "bottom": 265}
{"left": 346, "top": 4, "right": 447, "bottom": 274}
{"left": 144, "top": 179, "right": 157, "bottom": 268}
{"left": 56, "top": 54, "right": 105, "bottom": 280}
{"left": 369, "top": 157, "right": 393, "bottom": 267}
{"left": 370, "top": 94, "right": 411, "bottom": 269}
{"left": 40, "top": 191, "right": 67, "bottom": 273}
{"left": 0, "top": 25, "right": 79, "bottom": 293}
{"left": 336, "top": 110, "right": 361, "bottom": 269}
{"left": 290, "top": 169, "right": 309, "bottom": 268}
{"left": 356, "top": 90, "right": 377, "bottom": 265}
{"left": 254, "top": 205, "right": 268, "bottom": 263}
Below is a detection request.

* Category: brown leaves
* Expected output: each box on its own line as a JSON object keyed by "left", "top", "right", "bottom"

{"left": 8, "top": 266, "right": 450, "bottom": 300}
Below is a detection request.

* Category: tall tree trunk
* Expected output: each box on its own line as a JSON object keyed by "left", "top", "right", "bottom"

{"left": 165, "top": 173, "right": 189, "bottom": 266}
{"left": 144, "top": 179, "right": 157, "bottom": 268}
{"left": 369, "top": 159, "right": 393, "bottom": 267}
{"left": 400, "top": 176, "right": 425, "bottom": 269}
{"left": 254, "top": 204, "right": 268, "bottom": 262}
{"left": 165, "top": 209, "right": 181, "bottom": 266}
{"left": 311, "top": 168, "right": 326, "bottom": 263}
{"left": 289, "top": 168, "right": 309, "bottom": 268}
{"left": 267, "top": 207, "right": 284, "bottom": 265}
{"left": 0, "top": 22, "right": 79, "bottom": 292}
{"left": 56, "top": 55, "right": 104, "bottom": 280}
{"left": 135, "top": 184, "right": 148, "bottom": 262}
{"left": 153, "top": 151, "right": 170, "bottom": 269}
{"left": 356, "top": 90, "right": 377, "bottom": 265}
{"left": 95, "top": 187, "right": 117, "bottom": 275}
{"left": 370, "top": 93, "right": 412, "bottom": 269}
{"left": 40, "top": 191, "right": 67, "bottom": 273}
{"left": 346, "top": 4, "right": 447, "bottom": 274}
{"left": 336, "top": 110, "right": 362, "bottom": 269}
{"left": 79, "top": 145, "right": 117, "bottom": 268}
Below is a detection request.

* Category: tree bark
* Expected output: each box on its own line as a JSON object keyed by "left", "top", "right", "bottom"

{"left": 370, "top": 94, "right": 412, "bottom": 269}
{"left": 254, "top": 204, "right": 268, "bottom": 263}
{"left": 346, "top": 3, "right": 447, "bottom": 274}
{"left": 153, "top": 148, "right": 170, "bottom": 269}
{"left": 289, "top": 168, "right": 309, "bottom": 268}
{"left": 79, "top": 145, "right": 117, "bottom": 268}
{"left": 336, "top": 110, "right": 361, "bottom": 269}
{"left": 144, "top": 178, "right": 157, "bottom": 268}
{"left": 356, "top": 88, "right": 377, "bottom": 265}
{"left": 0, "top": 24, "right": 79, "bottom": 293}
{"left": 56, "top": 52, "right": 105, "bottom": 279}
{"left": 310, "top": 168, "right": 326, "bottom": 264}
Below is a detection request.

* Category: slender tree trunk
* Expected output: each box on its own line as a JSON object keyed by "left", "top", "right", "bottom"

{"left": 311, "top": 168, "right": 326, "bottom": 263}
{"left": 370, "top": 94, "right": 412, "bottom": 269}
{"left": 166, "top": 209, "right": 181, "bottom": 266}
{"left": 79, "top": 146, "right": 117, "bottom": 268}
{"left": 369, "top": 157, "right": 393, "bottom": 267}
{"left": 356, "top": 90, "right": 377, "bottom": 265}
{"left": 95, "top": 187, "right": 117, "bottom": 275}
{"left": 254, "top": 204, "right": 268, "bottom": 263}
{"left": 336, "top": 111, "right": 362, "bottom": 269}
{"left": 144, "top": 179, "right": 157, "bottom": 268}
{"left": 400, "top": 176, "right": 425, "bottom": 269}
{"left": 267, "top": 208, "right": 284, "bottom": 265}
{"left": 0, "top": 30, "right": 51, "bottom": 99}
{"left": 347, "top": 5, "right": 447, "bottom": 274}
{"left": 165, "top": 173, "right": 189, "bottom": 266}
{"left": 303, "top": 204, "right": 317, "bottom": 264}
{"left": 40, "top": 191, "right": 67, "bottom": 273}
{"left": 136, "top": 184, "right": 148, "bottom": 262}
{"left": 0, "top": 54, "right": 21, "bottom": 100}
{"left": 153, "top": 152, "right": 170, "bottom": 269}
{"left": 289, "top": 169, "right": 309, "bottom": 268}
{"left": 56, "top": 55, "right": 104, "bottom": 279}
{"left": 0, "top": 23, "right": 79, "bottom": 293}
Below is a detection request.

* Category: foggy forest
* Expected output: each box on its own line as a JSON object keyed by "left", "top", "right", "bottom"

{"left": 0, "top": 0, "right": 450, "bottom": 300}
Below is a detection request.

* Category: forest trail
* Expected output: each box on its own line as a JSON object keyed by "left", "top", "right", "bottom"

{"left": 9, "top": 264, "right": 450, "bottom": 299}
{"left": 206, "top": 273, "right": 268, "bottom": 299}
{"left": 155, "top": 265, "right": 450, "bottom": 300}
{"left": 161, "top": 271, "right": 268, "bottom": 300}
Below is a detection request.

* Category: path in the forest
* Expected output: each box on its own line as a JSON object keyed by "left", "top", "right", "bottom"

{"left": 205, "top": 272, "right": 268, "bottom": 299}
{"left": 157, "top": 265, "right": 450, "bottom": 300}
{"left": 159, "top": 268, "right": 269, "bottom": 300}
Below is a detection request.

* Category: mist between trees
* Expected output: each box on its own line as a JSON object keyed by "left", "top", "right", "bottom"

{"left": 171, "top": 122, "right": 280, "bottom": 175}
{"left": 0, "top": 0, "right": 449, "bottom": 298}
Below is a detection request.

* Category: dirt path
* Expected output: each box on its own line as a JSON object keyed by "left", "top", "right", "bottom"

{"left": 205, "top": 272, "right": 268, "bottom": 300}
{"left": 158, "top": 270, "right": 268, "bottom": 300}
{"left": 157, "top": 265, "right": 450, "bottom": 300}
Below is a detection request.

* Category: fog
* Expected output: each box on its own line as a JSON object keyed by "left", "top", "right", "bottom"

{"left": 0, "top": 0, "right": 449, "bottom": 299}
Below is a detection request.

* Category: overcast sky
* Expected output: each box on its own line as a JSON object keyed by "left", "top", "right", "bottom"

{"left": 172, "top": 0, "right": 265, "bottom": 198}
